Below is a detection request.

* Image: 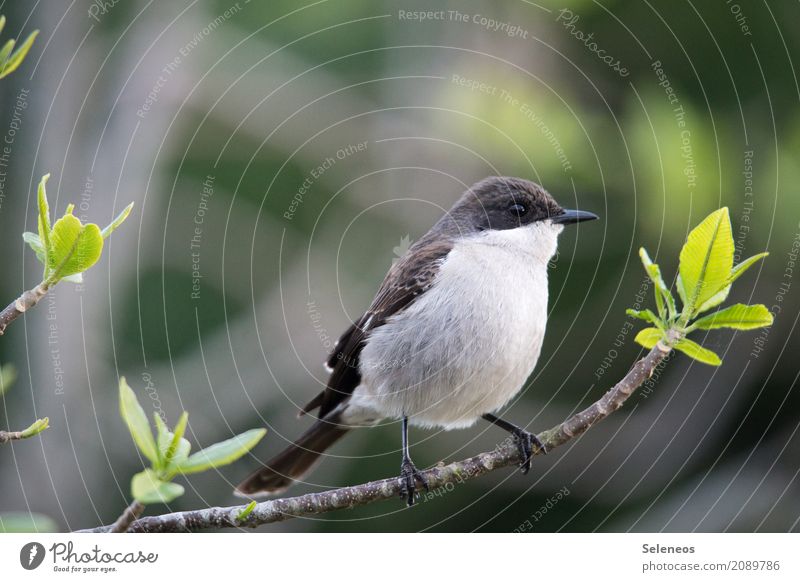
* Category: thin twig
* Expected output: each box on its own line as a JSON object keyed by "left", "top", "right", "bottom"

{"left": 0, "top": 429, "right": 26, "bottom": 444}
{"left": 110, "top": 501, "right": 145, "bottom": 533}
{"left": 0, "top": 284, "right": 49, "bottom": 335}
{"left": 77, "top": 340, "right": 674, "bottom": 533}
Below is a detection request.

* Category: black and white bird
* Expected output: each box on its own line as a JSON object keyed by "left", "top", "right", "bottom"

{"left": 236, "top": 176, "right": 597, "bottom": 504}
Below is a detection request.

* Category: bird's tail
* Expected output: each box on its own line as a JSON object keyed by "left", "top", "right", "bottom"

{"left": 235, "top": 417, "right": 349, "bottom": 497}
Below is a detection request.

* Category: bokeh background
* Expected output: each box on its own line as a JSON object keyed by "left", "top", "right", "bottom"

{"left": 1, "top": 0, "right": 799, "bottom": 533}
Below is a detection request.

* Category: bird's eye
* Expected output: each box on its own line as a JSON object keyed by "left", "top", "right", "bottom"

{"left": 508, "top": 203, "right": 528, "bottom": 217}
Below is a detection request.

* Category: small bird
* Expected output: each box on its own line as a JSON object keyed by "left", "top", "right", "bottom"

{"left": 236, "top": 176, "right": 597, "bottom": 504}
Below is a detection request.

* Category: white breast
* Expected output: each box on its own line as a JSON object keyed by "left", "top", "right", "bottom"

{"left": 353, "top": 222, "right": 562, "bottom": 429}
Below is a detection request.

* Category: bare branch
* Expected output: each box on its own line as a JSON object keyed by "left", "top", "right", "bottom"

{"left": 0, "top": 284, "right": 49, "bottom": 336}
{"left": 77, "top": 340, "right": 674, "bottom": 533}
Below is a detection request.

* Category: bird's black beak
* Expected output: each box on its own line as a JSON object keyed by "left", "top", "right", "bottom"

{"left": 551, "top": 209, "right": 599, "bottom": 225}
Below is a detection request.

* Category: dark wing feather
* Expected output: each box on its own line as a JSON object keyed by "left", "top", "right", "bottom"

{"left": 300, "top": 239, "right": 453, "bottom": 418}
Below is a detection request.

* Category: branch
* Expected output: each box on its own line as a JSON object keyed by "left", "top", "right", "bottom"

{"left": 110, "top": 501, "right": 145, "bottom": 533}
{"left": 77, "top": 340, "right": 674, "bottom": 533}
{"left": 0, "top": 418, "right": 50, "bottom": 445}
{"left": 0, "top": 284, "right": 49, "bottom": 335}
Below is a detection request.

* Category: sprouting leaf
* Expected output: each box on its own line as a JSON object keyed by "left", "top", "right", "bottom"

{"left": 626, "top": 308, "right": 662, "bottom": 327}
{"left": 0, "top": 28, "right": 38, "bottom": 79}
{"left": 0, "top": 15, "right": 5, "bottom": 37}
{"left": 0, "top": 363, "right": 17, "bottom": 396}
{"left": 20, "top": 417, "right": 49, "bottom": 438}
{"left": 131, "top": 469, "right": 185, "bottom": 504}
{"left": 679, "top": 208, "right": 733, "bottom": 315}
{"left": 165, "top": 411, "right": 190, "bottom": 464}
{"left": 47, "top": 214, "right": 103, "bottom": 282}
{"left": 634, "top": 327, "right": 663, "bottom": 349}
{"left": 236, "top": 501, "right": 257, "bottom": 522}
{"left": 22, "top": 232, "right": 46, "bottom": 264}
{"left": 672, "top": 338, "right": 722, "bottom": 366}
{"left": 692, "top": 303, "right": 773, "bottom": 331}
{"left": 729, "top": 252, "right": 769, "bottom": 285}
{"left": 694, "top": 285, "right": 731, "bottom": 315}
{"left": 37, "top": 174, "right": 51, "bottom": 270}
{"left": 101, "top": 202, "right": 134, "bottom": 239}
{"left": 0, "top": 512, "right": 59, "bottom": 533}
{"left": 0, "top": 39, "right": 14, "bottom": 69}
{"left": 639, "top": 248, "right": 676, "bottom": 319}
{"left": 119, "top": 377, "right": 158, "bottom": 464}
{"left": 174, "top": 429, "right": 266, "bottom": 475}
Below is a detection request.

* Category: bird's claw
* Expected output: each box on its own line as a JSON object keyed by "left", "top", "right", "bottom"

{"left": 399, "top": 459, "right": 429, "bottom": 506}
{"left": 512, "top": 428, "right": 546, "bottom": 475}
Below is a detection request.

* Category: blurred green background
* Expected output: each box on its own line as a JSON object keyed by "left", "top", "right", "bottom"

{"left": 1, "top": 0, "right": 798, "bottom": 532}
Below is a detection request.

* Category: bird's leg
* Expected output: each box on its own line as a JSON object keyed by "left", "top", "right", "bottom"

{"left": 482, "top": 413, "right": 546, "bottom": 475}
{"left": 399, "top": 415, "right": 428, "bottom": 506}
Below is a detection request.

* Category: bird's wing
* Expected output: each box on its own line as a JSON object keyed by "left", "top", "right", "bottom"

{"left": 300, "top": 239, "right": 453, "bottom": 418}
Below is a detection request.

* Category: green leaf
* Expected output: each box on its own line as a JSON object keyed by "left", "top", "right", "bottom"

{"left": 47, "top": 214, "right": 103, "bottom": 282}
{"left": 673, "top": 338, "right": 722, "bottom": 366}
{"left": 0, "top": 38, "right": 13, "bottom": 66}
{"left": 20, "top": 417, "right": 49, "bottom": 438}
{"left": 626, "top": 308, "right": 662, "bottom": 327}
{"left": 694, "top": 285, "right": 730, "bottom": 315}
{"left": 0, "top": 512, "right": 59, "bottom": 533}
{"left": 236, "top": 501, "right": 257, "bottom": 522}
{"left": 119, "top": 377, "right": 158, "bottom": 464}
{"left": 679, "top": 208, "right": 734, "bottom": 316}
{"left": 0, "top": 363, "right": 17, "bottom": 396}
{"left": 131, "top": 469, "right": 185, "bottom": 504}
{"left": 166, "top": 411, "right": 190, "bottom": 464}
{"left": 639, "top": 248, "right": 676, "bottom": 319}
{"left": 175, "top": 428, "right": 266, "bottom": 475}
{"left": 22, "top": 232, "right": 46, "bottom": 264}
{"left": 634, "top": 327, "right": 663, "bottom": 349}
{"left": 0, "top": 15, "right": 5, "bottom": 37}
{"left": 101, "top": 202, "right": 134, "bottom": 239}
{"left": 0, "top": 29, "right": 38, "bottom": 79}
{"left": 692, "top": 303, "right": 774, "bottom": 331}
{"left": 37, "top": 174, "right": 51, "bottom": 274}
{"left": 729, "top": 252, "right": 769, "bottom": 285}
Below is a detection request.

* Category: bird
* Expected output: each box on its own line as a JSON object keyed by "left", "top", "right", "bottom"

{"left": 236, "top": 176, "right": 598, "bottom": 505}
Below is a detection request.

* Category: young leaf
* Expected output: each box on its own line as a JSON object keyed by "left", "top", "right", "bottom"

{"left": 165, "top": 411, "right": 190, "bottom": 464}
{"left": 0, "top": 29, "right": 38, "bottom": 79}
{"left": 22, "top": 232, "right": 46, "bottom": 264}
{"left": 174, "top": 428, "right": 266, "bottom": 475}
{"left": 679, "top": 208, "right": 733, "bottom": 315}
{"left": 626, "top": 308, "right": 662, "bottom": 327}
{"left": 729, "top": 252, "right": 769, "bottom": 286}
{"left": 47, "top": 214, "right": 103, "bottom": 282}
{"left": 634, "top": 327, "right": 663, "bottom": 349}
{"left": 672, "top": 338, "right": 722, "bottom": 366}
{"left": 0, "top": 363, "right": 17, "bottom": 396}
{"left": 119, "top": 377, "right": 158, "bottom": 463}
{"left": 20, "top": 417, "right": 49, "bottom": 438}
{"left": 101, "top": 202, "right": 134, "bottom": 239}
{"left": 0, "top": 39, "right": 13, "bottom": 67}
{"left": 694, "top": 285, "right": 730, "bottom": 315}
{"left": 0, "top": 512, "right": 58, "bottom": 533}
{"left": 37, "top": 174, "right": 51, "bottom": 272}
{"left": 639, "top": 248, "right": 676, "bottom": 319}
{"left": 692, "top": 303, "right": 773, "bottom": 330}
{"left": 131, "top": 469, "right": 185, "bottom": 504}
{"left": 0, "top": 15, "right": 5, "bottom": 37}
{"left": 236, "top": 501, "right": 257, "bottom": 522}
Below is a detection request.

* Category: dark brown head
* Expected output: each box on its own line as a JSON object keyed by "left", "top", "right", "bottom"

{"left": 432, "top": 176, "right": 597, "bottom": 238}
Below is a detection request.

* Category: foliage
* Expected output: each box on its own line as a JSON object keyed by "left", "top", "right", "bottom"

{"left": 0, "top": 15, "right": 38, "bottom": 79}
{"left": 628, "top": 208, "right": 773, "bottom": 366}
{"left": 119, "top": 377, "right": 266, "bottom": 505}
{"left": 23, "top": 174, "right": 133, "bottom": 286}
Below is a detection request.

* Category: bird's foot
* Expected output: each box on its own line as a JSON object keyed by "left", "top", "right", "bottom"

{"left": 511, "top": 428, "right": 547, "bottom": 475}
{"left": 399, "top": 458, "right": 429, "bottom": 507}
